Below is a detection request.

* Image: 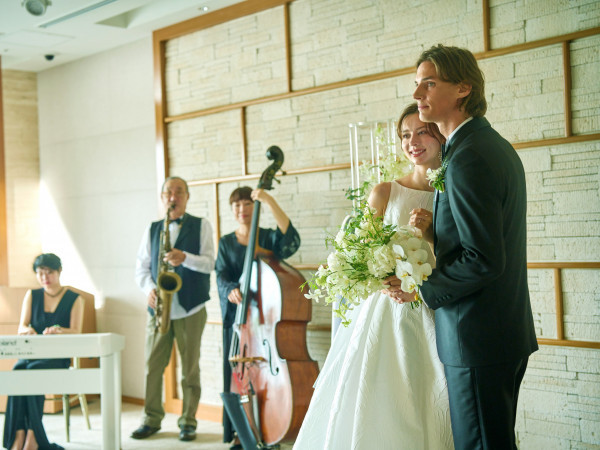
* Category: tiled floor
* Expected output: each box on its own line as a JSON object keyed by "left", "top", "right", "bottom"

{"left": 0, "top": 400, "right": 292, "bottom": 449}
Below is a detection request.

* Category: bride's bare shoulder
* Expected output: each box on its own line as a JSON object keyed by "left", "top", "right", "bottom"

{"left": 367, "top": 182, "right": 392, "bottom": 216}
{"left": 370, "top": 181, "right": 392, "bottom": 198}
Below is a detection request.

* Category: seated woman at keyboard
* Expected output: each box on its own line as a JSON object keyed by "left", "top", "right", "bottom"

{"left": 3, "top": 253, "right": 84, "bottom": 450}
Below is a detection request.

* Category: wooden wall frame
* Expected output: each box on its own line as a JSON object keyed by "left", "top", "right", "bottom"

{"left": 151, "top": 0, "right": 600, "bottom": 418}
{"left": 528, "top": 262, "right": 600, "bottom": 349}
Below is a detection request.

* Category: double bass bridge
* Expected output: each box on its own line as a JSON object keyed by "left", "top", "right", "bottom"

{"left": 229, "top": 355, "right": 267, "bottom": 365}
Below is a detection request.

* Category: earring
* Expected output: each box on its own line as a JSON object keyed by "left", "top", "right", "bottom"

{"left": 438, "top": 151, "right": 443, "bottom": 162}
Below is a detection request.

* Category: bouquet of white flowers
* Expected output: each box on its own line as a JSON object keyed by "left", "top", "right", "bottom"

{"left": 304, "top": 128, "right": 432, "bottom": 325}
{"left": 304, "top": 194, "right": 432, "bottom": 326}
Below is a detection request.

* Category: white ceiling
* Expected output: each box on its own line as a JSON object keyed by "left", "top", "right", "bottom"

{"left": 0, "top": 0, "right": 245, "bottom": 72}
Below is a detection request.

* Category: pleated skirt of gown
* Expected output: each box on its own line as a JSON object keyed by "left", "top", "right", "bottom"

{"left": 293, "top": 293, "right": 454, "bottom": 450}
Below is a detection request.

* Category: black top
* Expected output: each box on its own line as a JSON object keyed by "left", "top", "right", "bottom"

{"left": 29, "top": 288, "right": 78, "bottom": 366}
{"left": 31, "top": 288, "right": 78, "bottom": 334}
{"left": 215, "top": 223, "right": 300, "bottom": 327}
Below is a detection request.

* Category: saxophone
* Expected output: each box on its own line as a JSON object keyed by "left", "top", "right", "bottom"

{"left": 155, "top": 205, "right": 183, "bottom": 334}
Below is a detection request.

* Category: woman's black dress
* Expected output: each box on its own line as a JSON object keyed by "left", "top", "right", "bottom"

{"left": 215, "top": 224, "right": 300, "bottom": 443}
{"left": 2, "top": 288, "right": 78, "bottom": 450}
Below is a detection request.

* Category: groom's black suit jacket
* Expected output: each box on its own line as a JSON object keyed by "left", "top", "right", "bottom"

{"left": 420, "top": 117, "right": 538, "bottom": 367}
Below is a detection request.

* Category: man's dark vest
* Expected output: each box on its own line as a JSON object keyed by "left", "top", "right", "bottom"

{"left": 150, "top": 214, "right": 210, "bottom": 312}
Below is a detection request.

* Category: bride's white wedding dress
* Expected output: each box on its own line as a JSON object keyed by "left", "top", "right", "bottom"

{"left": 294, "top": 181, "right": 453, "bottom": 450}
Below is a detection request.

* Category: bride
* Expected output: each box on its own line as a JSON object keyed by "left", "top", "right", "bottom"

{"left": 294, "top": 103, "right": 454, "bottom": 450}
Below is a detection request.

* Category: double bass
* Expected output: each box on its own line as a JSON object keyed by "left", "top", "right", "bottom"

{"left": 225, "top": 146, "right": 319, "bottom": 448}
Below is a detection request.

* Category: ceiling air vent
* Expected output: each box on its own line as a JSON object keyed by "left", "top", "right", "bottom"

{"left": 38, "top": 0, "right": 118, "bottom": 28}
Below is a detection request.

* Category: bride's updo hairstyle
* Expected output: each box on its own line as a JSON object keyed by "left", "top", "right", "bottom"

{"left": 396, "top": 102, "right": 445, "bottom": 146}
{"left": 32, "top": 253, "right": 62, "bottom": 272}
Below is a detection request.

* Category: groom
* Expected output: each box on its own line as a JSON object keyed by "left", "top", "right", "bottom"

{"left": 396, "top": 44, "right": 538, "bottom": 449}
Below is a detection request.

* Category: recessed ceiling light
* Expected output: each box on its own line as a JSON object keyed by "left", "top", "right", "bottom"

{"left": 199, "top": 6, "right": 209, "bottom": 12}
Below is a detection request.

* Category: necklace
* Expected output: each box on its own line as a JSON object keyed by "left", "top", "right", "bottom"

{"left": 45, "top": 287, "right": 64, "bottom": 298}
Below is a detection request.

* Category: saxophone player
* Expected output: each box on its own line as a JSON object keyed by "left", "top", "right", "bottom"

{"left": 132, "top": 176, "right": 215, "bottom": 442}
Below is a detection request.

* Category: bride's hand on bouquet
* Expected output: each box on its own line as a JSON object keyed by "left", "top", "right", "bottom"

{"left": 383, "top": 275, "right": 419, "bottom": 305}
{"left": 409, "top": 208, "right": 433, "bottom": 244}
{"left": 382, "top": 275, "right": 402, "bottom": 299}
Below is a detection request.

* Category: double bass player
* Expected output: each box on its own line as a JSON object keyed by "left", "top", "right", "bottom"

{"left": 216, "top": 186, "right": 301, "bottom": 448}
{"left": 132, "top": 176, "right": 215, "bottom": 442}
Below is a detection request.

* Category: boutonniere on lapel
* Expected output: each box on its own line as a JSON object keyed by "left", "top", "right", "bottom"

{"left": 426, "top": 158, "right": 449, "bottom": 192}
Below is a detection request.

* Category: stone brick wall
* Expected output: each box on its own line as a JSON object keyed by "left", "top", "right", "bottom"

{"left": 1, "top": 70, "right": 41, "bottom": 287}
{"left": 165, "top": 7, "right": 287, "bottom": 116}
{"left": 572, "top": 36, "right": 600, "bottom": 135}
{"left": 490, "top": 0, "right": 600, "bottom": 47}
{"left": 289, "top": 0, "right": 483, "bottom": 89}
{"left": 162, "top": 0, "right": 600, "bottom": 446}
{"left": 482, "top": 45, "right": 565, "bottom": 142}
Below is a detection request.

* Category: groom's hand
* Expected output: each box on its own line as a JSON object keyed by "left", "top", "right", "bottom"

{"left": 409, "top": 208, "right": 434, "bottom": 244}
